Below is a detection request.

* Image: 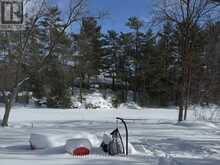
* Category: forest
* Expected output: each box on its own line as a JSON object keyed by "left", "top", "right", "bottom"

{"left": 0, "top": 0, "right": 220, "bottom": 126}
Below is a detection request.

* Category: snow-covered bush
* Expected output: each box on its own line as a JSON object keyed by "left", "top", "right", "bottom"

{"left": 84, "top": 93, "right": 112, "bottom": 109}
{"left": 192, "top": 105, "right": 220, "bottom": 121}
{"left": 70, "top": 97, "right": 82, "bottom": 109}
{"left": 111, "top": 95, "right": 120, "bottom": 108}
{"left": 32, "top": 97, "right": 47, "bottom": 107}
{"left": 70, "top": 92, "right": 113, "bottom": 109}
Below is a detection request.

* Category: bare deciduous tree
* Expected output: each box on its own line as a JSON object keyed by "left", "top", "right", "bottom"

{"left": 154, "top": 0, "right": 220, "bottom": 121}
{"left": 0, "top": 0, "right": 87, "bottom": 127}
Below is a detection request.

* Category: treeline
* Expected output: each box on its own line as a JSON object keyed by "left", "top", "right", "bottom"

{"left": 0, "top": 5, "right": 220, "bottom": 110}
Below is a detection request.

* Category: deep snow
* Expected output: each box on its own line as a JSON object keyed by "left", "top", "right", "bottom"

{"left": 0, "top": 106, "right": 220, "bottom": 165}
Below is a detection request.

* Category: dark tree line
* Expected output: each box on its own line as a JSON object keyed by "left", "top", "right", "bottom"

{"left": 2, "top": 16, "right": 219, "bottom": 108}
{"left": 0, "top": 0, "right": 220, "bottom": 126}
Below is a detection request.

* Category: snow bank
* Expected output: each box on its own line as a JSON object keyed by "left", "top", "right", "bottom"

{"left": 29, "top": 132, "right": 100, "bottom": 151}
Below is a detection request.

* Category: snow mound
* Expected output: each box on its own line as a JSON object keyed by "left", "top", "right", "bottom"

{"left": 176, "top": 121, "right": 217, "bottom": 129}
{"left": 119, "top": 102, "right": 142, "bottom": 110}
{"left": 30, "top": 133, "right": 61, "bottom": 149}
{"left": 30, "top": 132, "right": 100, "bottom": 150}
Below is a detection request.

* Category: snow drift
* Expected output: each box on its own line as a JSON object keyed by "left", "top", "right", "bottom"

{"left": 30, "top": 134, "right": 54, "bottom": 149}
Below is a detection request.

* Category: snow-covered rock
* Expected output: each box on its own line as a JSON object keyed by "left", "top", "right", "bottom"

{"left": 65, "top": 139, "right": 92, "bottom": 156}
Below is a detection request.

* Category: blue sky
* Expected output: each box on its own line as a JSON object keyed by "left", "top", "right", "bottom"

{"left": 88, "top": 0, "right": 153, "bottom": 32}
{"left": 52, "top": 0, "right": 153, "bottom": 33}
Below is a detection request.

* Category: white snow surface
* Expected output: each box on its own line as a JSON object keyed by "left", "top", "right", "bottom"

{"left": 0, "top": 106, "right": 220, "bottom": 165}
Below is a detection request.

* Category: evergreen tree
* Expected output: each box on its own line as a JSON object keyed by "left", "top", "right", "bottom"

{"left": 76, "top": 17, "right": 103, "bottom": 102}
{"left": 156, "top": 22, "right": 177, "bottom": 106}
{"left": 103, "top": 30, "right": 120, "bottom": 90}
{"left": 29, "top": 6, "right": 72, "bottom": 108}
{"left": 200, "top": 22, "right": 220, "bottom": 105}
{"left": 126, "top": 17, "right": 144, "bottom": 103}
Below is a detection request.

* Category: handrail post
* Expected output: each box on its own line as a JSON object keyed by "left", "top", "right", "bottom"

{"left": 116, "top": 117, "right": 128, "bottom": 156}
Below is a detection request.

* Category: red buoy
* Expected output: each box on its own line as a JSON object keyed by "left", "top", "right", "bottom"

{"left": 65, "top": 139, "right": 92, "bottom": 156}
{"left": 73, "top": 147, "right": 90, "bottom": 156}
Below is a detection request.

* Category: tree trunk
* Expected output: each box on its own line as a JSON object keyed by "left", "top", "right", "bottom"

{"left": 133, "top": 28, "right": 140, "bottom": 103}
{"left": 79, "top": 77, "right": 83, "bottom": 103}
{"left": 1, "top": 77, "right": 30, "bottom": 127}
{"left": 184, "top": 49, "right": 192, "bottom": 120}
{"left": 178, "top": 86, "right": 184, "bottom": 122}
{"left": 184, "top": 102, "right": 188, "bottom": 121}
{"left": 178, "top": 77, "right": 184, "bottom": 122}
{"left": 133, "top": 86, "right": 138, "bottom": 103}
{"left": 79, "top": 73, "right": 85, "bottom": 103}
{"left": 112, "top": 74, "right": 115, "bottom": 91}
{"left": 1, "top": 98, "right": 11, "bottom": 127}
{"left": 178, "top": 103, "right": 184, "bottom": 122}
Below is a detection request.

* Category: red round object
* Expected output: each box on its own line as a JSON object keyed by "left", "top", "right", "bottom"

{"left": 73, "top": 147, "right": 90, "bottom": 156}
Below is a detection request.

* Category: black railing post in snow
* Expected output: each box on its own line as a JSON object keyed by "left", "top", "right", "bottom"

{"left": 116, "top": 117, "right": 128, "bottom": 156}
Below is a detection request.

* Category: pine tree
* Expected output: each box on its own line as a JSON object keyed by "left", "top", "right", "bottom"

{"left": 103, "top": 30, "right": 120, "bottom": 90}
{"left": 29, "top": 6, "right": 72, "bottom": 108}
{"left": 126, "top": 17, "right": 144, "bottom": 103}
{"left": 76, "top": 17, "right": 103, "bottom": 102}
{"left": 156, "top": 22, "right": 177, "bottom": 106}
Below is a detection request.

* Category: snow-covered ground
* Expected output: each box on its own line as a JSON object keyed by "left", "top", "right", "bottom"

{"left": 1, "top": 106, "right": 220, "bottom": 165}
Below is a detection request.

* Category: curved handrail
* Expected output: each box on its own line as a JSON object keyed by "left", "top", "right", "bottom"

{"left": 116, "top": 117, "right": 128, "bottom": 155}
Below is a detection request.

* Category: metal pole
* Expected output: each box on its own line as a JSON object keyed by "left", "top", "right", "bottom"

{"left": 116, "top": 117, "right": 128, "bottom": 156}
